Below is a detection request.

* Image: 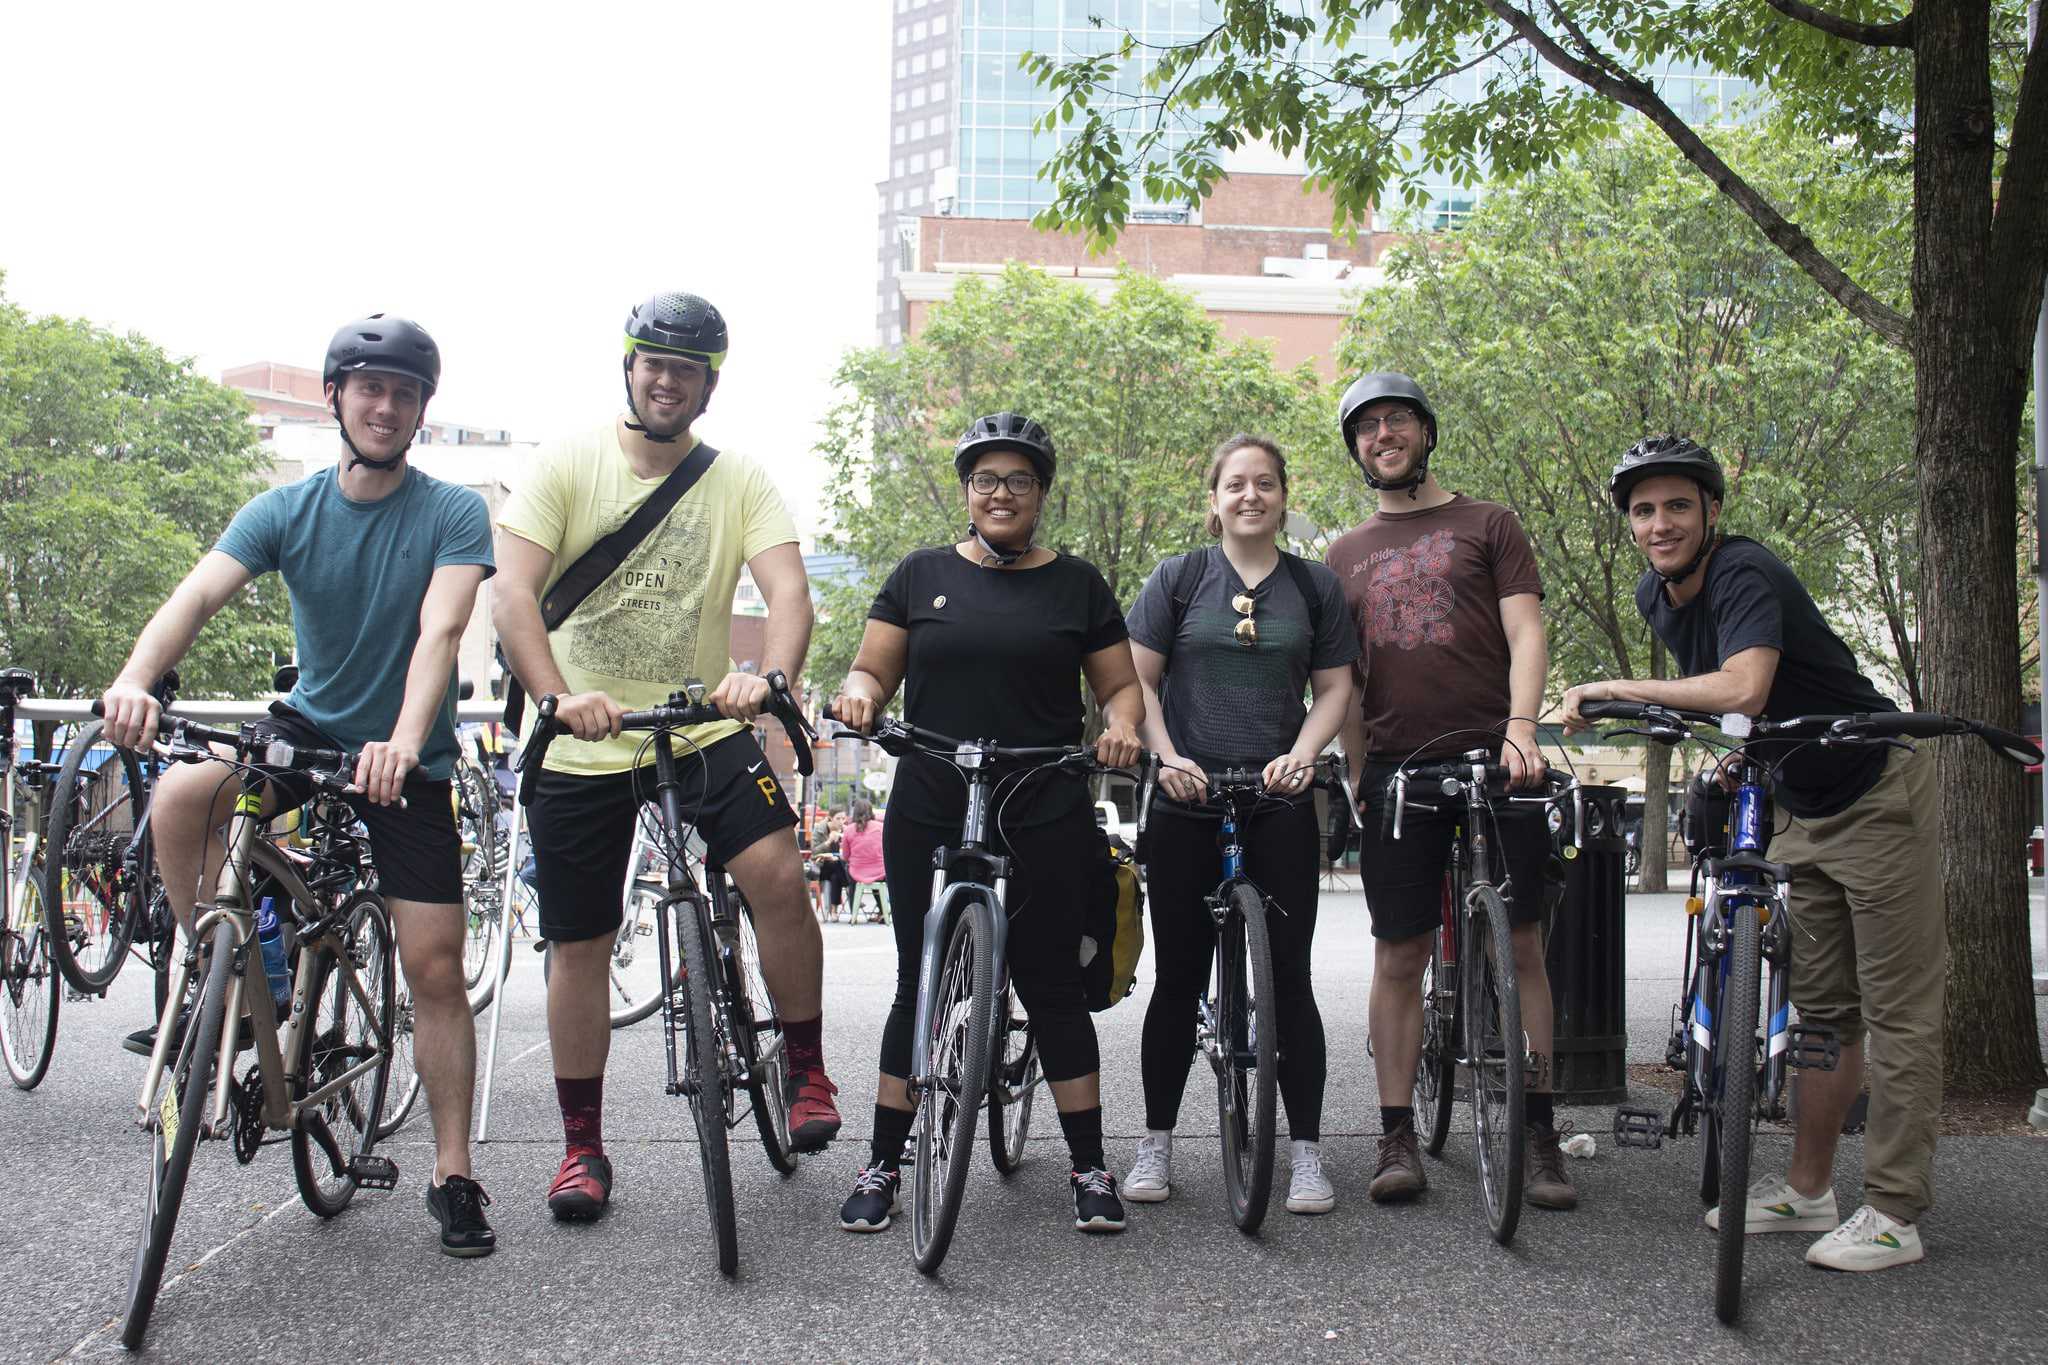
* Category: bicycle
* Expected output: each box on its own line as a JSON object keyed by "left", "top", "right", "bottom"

{"left": 1, "top": 668, "right": 67, "bottom": 1089}
{"left": 517, "top": 669, "right": 818, "bottom": 1277}
{"left": 825, "top": 709, "right": 1134, "bottom": 1274}
{"left": 1596, "top": 701, "right": 2041, "bottom": 1324}
{"left": 1131, "top": 754, "right": 1357, "bottom": 1232}
{"left": 1385, "top": 750, "right": 1582, "bottom": 1246}
{"left": 118, "top": 707, "right": 397, "bottom": 1350}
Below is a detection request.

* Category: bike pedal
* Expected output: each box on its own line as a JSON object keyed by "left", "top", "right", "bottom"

{"left": 346, "top": 1154, "right": 400, "bottom": 1190}
{"left": 1786, "top": 1025, "right": 1841, "bottom": 1071}
{"left": 1612, "top": 1106, "right": 1665, "bottom": 1150}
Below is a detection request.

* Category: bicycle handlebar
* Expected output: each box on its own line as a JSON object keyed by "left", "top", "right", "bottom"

{"left": 92, "top": 700, "right": 388, "bottom": 806}
{"left": 1382, "top": 754, "right": 1582, "bottom": 848}
{"left": 1578, "top": 700, "right": 2044, "bottom": 767}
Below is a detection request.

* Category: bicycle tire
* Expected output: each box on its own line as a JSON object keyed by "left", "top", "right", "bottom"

{"left": 730, "top": 891, "right": 797, "bottom": 1175}
{"left": 1417, "top": 899, "right": 1456, "bottom": 1157}
{"left": 911, "top": 898, "right": 996, "bottom": 1275}
{"left": 293, "top": 893, "right": 395, "bottom": 1217}
{"left": 1713, "top": 902, "right": 1762, "bottom": 1325}
{"left": 43, "top": 723, "right": 145, "bottom": 994}
{"left": 674, "top": 893, "right": 738, "bottom": 1276}
{"left": 121, "top": 932, "right": 227, "bottom": 1350}
{"left": 373, "top": 982, "right": 423, "bottom": 1141}
{"left": 1465, "top": 882, "right": 1524, "bottom": 1246}
{"left": 537, "top": 901, "right": 666, "bottom": 1031}
{"left": 2, "top": 859, "right": 60, "bottom": 1089}
{"left": 987, "top": 983, "right": 1039, "bottom": 1176}
{"left": 1215, "top": 883, "right": 1278, "bottom": 1233}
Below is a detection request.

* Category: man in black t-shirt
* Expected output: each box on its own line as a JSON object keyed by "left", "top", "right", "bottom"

{"left": 1564, "top": 436, "right": 1940, "bottom": 1274}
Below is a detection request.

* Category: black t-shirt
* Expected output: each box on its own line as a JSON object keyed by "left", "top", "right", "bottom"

{"left": 869, "top": 545, "right": 1129, "bottom": 827}
{"left": 1126, "top": 546, "right": 1358, "bottom": 775}
{"left": 1637, "top": 536, "right": 1894, "bottom": 818}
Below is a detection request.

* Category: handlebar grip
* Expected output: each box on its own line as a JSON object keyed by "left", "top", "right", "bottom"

{"left": 516, "top": 695, "right": 561, "bottom": 807}
{"left": 763, "top": 671, "right": 816, "bottom": 779}
{"left": 1973, "top": 721, "right": 2045, "bottom": 767}
{"left": 1380, "top": 776, "right": 1398, "bottom": 844}
{"left": 1577, "top": 699, "right": 1640, "bottom": 722}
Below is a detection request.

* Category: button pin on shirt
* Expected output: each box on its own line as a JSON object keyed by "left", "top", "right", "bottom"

{"left": 934, "top": 595, "right": 947, "bottom": 608}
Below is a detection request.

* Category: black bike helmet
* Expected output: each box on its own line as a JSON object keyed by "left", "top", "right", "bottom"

{"left": 622, "top": 291, "right": 727, "bottom": 440}
{"left": 1609, "top": 434, "right": 1725, "bottom": 510}
{"left": 952, "top": 412, "right": 1056, "bottom": 487}
{"left": 322, "top": 314, "right": 439, "bottom": 471}
{"left": 323, "top": 314, "right": 441, "bottom": 400}
{"left": 1337, "top": 371, "right": 1437, "bottom": 496}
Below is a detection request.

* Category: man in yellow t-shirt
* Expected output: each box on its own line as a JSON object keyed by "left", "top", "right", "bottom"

{"left": 493, "top": 291, "right": 837, "bottom": 1222}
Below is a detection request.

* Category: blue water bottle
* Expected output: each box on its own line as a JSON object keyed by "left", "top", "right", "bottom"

{"left": 255, "top": 896, "right": 292, "bottom": 1016}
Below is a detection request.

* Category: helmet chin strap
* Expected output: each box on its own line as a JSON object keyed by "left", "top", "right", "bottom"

{"left": 1354, "top": 440, "right": 1431, "bottom": 500}
{"left": 332, "top": 395, "right": 412, "bottom": 472}
{"left": 1659, "top": 529, "right": 1719, "bottom": 587}
{"left": 969, "top": 515, "right": 1036, "bottom": 567}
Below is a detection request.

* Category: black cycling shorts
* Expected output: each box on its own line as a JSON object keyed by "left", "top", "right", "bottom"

{"left": 525, "top": 730, "right": 797, "bottom": 943}
{"left": 247, "top": 703, "right": 463, "bottom": 905}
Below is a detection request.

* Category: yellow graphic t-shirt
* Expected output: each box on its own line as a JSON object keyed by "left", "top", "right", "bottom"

{"left": 496, "top": 424, "right": 799, "bottom": 776}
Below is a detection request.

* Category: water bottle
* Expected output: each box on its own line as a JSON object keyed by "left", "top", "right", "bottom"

{"left": 255, "top": 896, "right": 292, "bottom": 1016}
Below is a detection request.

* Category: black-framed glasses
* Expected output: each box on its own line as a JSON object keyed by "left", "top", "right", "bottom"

{"left": 1352, "top": 410, "right": 1418, "bottom": 437}
{"left": 967, "top": 471, "right": 1041, "bottom": 496}
{"left": 1232, "top": 592, "right": 1258, "bottom": 647}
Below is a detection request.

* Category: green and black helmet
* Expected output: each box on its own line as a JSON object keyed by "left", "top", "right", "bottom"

{"left": 622, "top": 291, "right": 726, "bottom": 439}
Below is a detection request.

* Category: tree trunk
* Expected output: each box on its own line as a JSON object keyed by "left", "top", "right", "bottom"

{"left": 1914, "top": 0, "right": 2047, "bottom": 1091}
{"left": 1637, "top": 636, "right": 1672, "bottom": 893}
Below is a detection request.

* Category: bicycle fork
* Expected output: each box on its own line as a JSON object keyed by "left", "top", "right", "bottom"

{"left": 908, "top": 871, "right": 1009, "bottom": 1093}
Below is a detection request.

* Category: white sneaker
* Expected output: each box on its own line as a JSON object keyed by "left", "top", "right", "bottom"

{"left": 1124, "top": 1131, "right": 1172, "bottom": 1202}
{"left": 1286, "top": 1140, "right": 1336, "bottom": 1215}
{"left": 1805, "top": 1204, "right": 1924, "bottom": 1272}
{"left": 1705, "top": 1173, "right": 1838, "bottom": 1234}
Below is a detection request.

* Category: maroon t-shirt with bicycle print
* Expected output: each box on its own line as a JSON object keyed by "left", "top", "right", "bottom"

{"left": 1324, "top": 494, "right": 1543, "bottom": 762}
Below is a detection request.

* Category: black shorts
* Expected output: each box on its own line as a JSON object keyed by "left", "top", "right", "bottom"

{"left": 1356, "top": 760, "right": 1550, "bottom": 942}
{"left": 249, "top": 703, "right": 463, "bottom": 905}
{"left": 526, "top": 731, "right": 797, "bottom": 943}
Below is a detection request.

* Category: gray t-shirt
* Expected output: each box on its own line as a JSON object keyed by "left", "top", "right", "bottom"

{"left": 1127, "top": 546, "right": 1358, "bottom": 775}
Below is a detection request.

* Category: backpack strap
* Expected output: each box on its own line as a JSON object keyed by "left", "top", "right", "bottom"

{"left": 1278, "top": 550, "right": 1326, "bottom": 650}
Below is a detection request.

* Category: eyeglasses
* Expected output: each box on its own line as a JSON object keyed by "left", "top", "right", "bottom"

{"left": 1232, "top": 592, "right": 1258, "bottom": 647}
{"left": 967, "top": 471, "right": 1041, "bottom": 496}
{"left": 1352, "top": 410, "right": 1418, "bottom": 438}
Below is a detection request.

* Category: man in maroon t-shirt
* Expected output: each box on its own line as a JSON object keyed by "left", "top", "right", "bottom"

{"left": 1324, "top": 372, "right": 1578, "bottom": 1213}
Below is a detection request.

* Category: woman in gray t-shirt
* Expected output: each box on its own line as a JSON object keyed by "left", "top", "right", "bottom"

{"left": 1122, "top": 434, "right": 1357, "bottom": 1216}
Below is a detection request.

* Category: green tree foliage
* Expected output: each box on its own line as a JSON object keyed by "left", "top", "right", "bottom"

{"left": 0, "top": 278, "right": 290, "bottom": 700}
{"left": 812, "top": 264, "right": 1336, "bottom": 699}
{"left": 1028, "top": 0, "right": 2048, "bottom": 1091}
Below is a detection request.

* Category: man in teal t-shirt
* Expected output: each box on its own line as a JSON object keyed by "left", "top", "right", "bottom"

{"left": 99, "top": 315, "right": 501, "bottom": 1258}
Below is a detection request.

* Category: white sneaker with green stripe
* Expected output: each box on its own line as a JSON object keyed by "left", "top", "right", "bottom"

{"left": 1805, "top": 1204, "right": 1924, "bottom": 1271}
{"left": 1704, "top": 1173, "right": 1838, "bottom": 1234}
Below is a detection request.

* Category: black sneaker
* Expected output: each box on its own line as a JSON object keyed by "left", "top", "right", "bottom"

{"left": 1071, "top": 1168, "right": 1126, "bottom": 1233}
{"left": 425, "top": 1175, "right": 497, "bottom": 1257}
{"left": 838, "top": 1166, "right": 901, "bottom": 1232}
{"left": 122, "top": 1010, "right": 254, "bottom": 1059}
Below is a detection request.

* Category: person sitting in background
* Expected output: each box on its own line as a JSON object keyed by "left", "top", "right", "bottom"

{"left": 839, "top": 800, "right": 886, "bottom": 923}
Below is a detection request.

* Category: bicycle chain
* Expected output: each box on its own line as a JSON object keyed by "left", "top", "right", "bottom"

{"left": 232, "top": 1064, "right": 264, "bottom": 1164}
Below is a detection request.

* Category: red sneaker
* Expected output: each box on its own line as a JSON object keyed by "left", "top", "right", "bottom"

{"left": 547, "top": 1152, "right": 612, "bottom": 1221}
{"left": 788, "top": 1069, "right": 842, "bottom": 1153}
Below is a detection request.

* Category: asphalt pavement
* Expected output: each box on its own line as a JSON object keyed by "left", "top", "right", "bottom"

{"left": 6, "top": 886, "right": 2046, "bottom": 1364}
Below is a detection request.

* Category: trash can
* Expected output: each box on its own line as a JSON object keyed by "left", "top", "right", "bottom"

{"left": 1543, "top": 784, "right": 1629, "bottom": 1104}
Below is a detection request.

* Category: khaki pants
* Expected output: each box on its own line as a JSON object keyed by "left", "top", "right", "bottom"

{"left": 1772, "top": 742, "right": 1943, "bottom": 1223}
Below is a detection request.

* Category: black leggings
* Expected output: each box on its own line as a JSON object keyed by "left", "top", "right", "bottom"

{"left": 1139, "top": 796, "right": 1326, "bottom": 1140}
{"left": 878, "top": 805, "right": 1101, "bottom": 1087}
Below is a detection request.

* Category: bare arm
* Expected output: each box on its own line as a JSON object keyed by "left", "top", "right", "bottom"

{"left": 1263, "top": 664, "right": 1354, "bottom": 792}
{"left": 356, "top": 563, "right": 486, "bottom": 805}
{"left": 102, "top": 551, "right": 255, "bottom": 749}
{"left": 1562, "top": 647, "right": 1781, "bottom": 732}
{"left": 1082, "top": 640, "right": 1143, "bottom": 767}
{"left": 1498, "top": 591, "right": 1548, "bottom": 788}
{"left": 490, "top": 529, "right": 623, "bottom": 742}
{"left": 708, "top": 541, "right": 813, "bottom": 720}
{"left": 830, "top": 620, "right": 909, "bottom": 733}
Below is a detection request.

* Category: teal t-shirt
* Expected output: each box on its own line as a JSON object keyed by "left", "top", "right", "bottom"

{"left": 215, "top": 465, "right": 494, "bottom": 779}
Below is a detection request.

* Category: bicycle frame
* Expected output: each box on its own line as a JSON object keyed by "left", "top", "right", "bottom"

{"left": 909, "top": 743, "right": 1012, "bottom": 1089}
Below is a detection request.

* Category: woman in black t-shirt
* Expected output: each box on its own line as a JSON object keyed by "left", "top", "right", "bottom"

{"left": 1123, "top": 434, "right": 1357, "bottom": 1216}
{"left": 830, "top": 413, "right": 1143, "bottom": 1237}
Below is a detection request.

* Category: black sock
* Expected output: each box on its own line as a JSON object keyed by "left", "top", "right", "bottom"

{"left": 1527, "top": 1092, "right": 1555, "bottom": 1131}
{"left": 1057, "top": 1105, "right": 1106, "bottom": 1172}
{"left": 870, "top": 1103, "right": 914, "bottom": 1171}
{"left": 1381, "top": 1105, "right": 1414, "bottom": 1134}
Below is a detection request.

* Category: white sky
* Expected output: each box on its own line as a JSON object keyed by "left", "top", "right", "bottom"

{"left": 0, "top": 2, "right": 893, "bottom": 536}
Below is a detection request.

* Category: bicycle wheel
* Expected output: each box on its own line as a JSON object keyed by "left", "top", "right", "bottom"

{"left": 911, "top": 898, "right": 996, "bottom": 1275}
{"left": 373, "top": 981, "right": 423, "bottom": 1141}
{"left": 673, "top": 893, "right": 738, "bottom": 1275}
{"left": 987, "top": 983, "right": 1039, "bottom": 1175}
{"left": 455, "top": 757, "right": 506, "bottom": 1013}
{"left": 1713, "top": 902, "right": 1763, "bottom": 1326}
{"left": 43, "top": 724, "right": 145, "bottom": 994}
{"left": 1416, "top": 898, "right": 1456, "bottom": 1157}
{"left": 1464, "top": 883, "right": 1525, "bottom": 1245}
{"left": 728, "top": 892, "right": 797, "bottom": 1175}
{"left": 1215, "top": 883, "right": 1278, "bottom": 1233}
{"left": 293, "top": 893, "right": 396, "bottom": 1218}
{"left": 121, "top": 932, "right": 227, "bottom": 1350}
{"left": 2, "top": 858, "right": 61, "bottom": 1089}
{"left": 609, "top": 886, "right": 667, "bottom": 1028}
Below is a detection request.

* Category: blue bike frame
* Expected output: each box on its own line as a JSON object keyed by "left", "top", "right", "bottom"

{"left": 1689, "top": 767, "right": 1793, "bottom": 1122}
